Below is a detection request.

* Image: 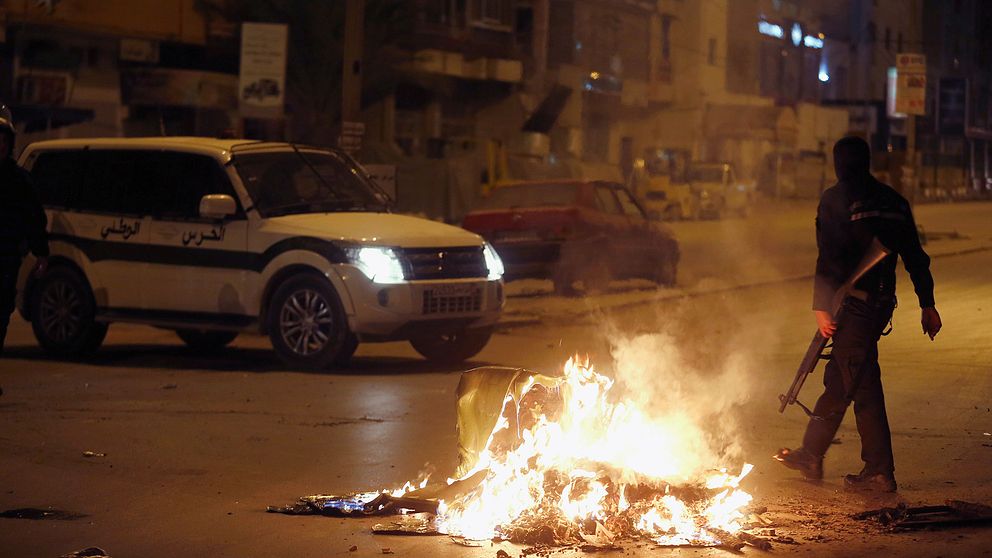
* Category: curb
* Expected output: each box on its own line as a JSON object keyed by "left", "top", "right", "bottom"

{"left": 495, "top": 243, "right": 992, "bottom": 331}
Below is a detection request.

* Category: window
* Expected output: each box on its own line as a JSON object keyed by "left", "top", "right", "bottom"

{"left": 708, "top": 37, "right": 717, "bottom": 65}
{"left": 76, "top": 151, "right": 143, "bottom": 215}
{"left": 661, "top": 16, "right": 672, "bottom": 61}
{"left": 594, "top": 185, "right": 621, "bottom": 215}
{"left": 31, "top": 150, "right": 85, "bottom": 208}
{"left": 613, "top": 186, "right": 644, "bottom": 219}
{"left": 421, "top": 0, "right": 471, "bottom": 28}
{"left": 469, "top": 0, "right": 512, "bottom": 30}
{"left": 233, "top": 151, "right": 384, "bottom": 217}
{"left": 142, "top": 152, "right": 239, "bottom": 220}
{"left": 659, "top": 15, "right": 673, "bottom": 82}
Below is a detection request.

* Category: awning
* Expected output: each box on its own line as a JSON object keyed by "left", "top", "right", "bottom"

{"left": 10, "top": 104, "right": 94, "bottom": 133}
{"left": 522, "top": 84, "right": 572, "bottom": 133}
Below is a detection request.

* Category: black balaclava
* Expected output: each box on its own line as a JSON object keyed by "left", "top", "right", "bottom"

{"left": 833, "top": 136, "right": 871, "bottom": 182}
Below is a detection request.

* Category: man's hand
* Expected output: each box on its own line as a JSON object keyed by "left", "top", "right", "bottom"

{"left": 814, "top": 310, "right": 837, "bottom": 338}
{"left": 921, "top": 306, "right": 941, "bottom": 340}
{"left": 32, "top": 256, "right": 48, "bottom": 278}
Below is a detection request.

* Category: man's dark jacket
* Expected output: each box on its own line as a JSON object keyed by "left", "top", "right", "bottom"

{"left": 814, "top": 175, "right": 934, "bottom": 311}
{"left": 0, "top": 157, "right": 48, "bottom": 259}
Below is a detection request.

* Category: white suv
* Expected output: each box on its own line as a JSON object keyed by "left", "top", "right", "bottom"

{"left": 15, "top": 137, "right": 505, "bottom": 369}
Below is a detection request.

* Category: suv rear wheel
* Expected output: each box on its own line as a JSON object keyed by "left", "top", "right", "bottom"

{"left": 410, "top": 326, "right": 493, "bottom": 365}
{"left": 175, "top": 329, "right": 238, "bottom": 351}
{"left": 267, "top": 274, "right": 349, "bottom": 370}
{"left": 31, "top": 267, "right": 107, "bottom": 356}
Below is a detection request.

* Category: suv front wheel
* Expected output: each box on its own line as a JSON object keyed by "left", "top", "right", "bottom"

{"left": 267, "top": 274, "right": 350, "bottom": 370}
{"left": 31, "top": 267, "right": 107, "bottom": 357}
{"left": 410, "top": 326, "right": 493, "bottom": 365}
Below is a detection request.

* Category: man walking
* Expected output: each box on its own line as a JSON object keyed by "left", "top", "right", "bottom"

{"left": 775, "top": 136, "right": 941, "bottom": 492}
{"left": 0, "top": 104, "right": 49, "bottom": 375}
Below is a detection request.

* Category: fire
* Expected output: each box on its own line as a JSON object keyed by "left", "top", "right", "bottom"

{"left": 433, "top": 356, "right": 753, "bottom": 546}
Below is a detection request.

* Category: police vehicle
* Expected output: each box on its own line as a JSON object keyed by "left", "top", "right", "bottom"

{"left": 15, "top": 138, "right": 505, "bottom": 369}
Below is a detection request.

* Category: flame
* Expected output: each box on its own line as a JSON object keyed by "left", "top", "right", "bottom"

{"left": 388, "top": 476, "right": 430, "bottom": 498}
{"left": 432, "top": 356, "right": 753, "bottom": 546}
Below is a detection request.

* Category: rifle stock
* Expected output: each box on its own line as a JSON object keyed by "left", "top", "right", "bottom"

{"left": 778, "top": 237, "right": 892, "bottom": 415}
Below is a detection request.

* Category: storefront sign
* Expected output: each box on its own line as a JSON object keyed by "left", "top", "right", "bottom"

{"left": 239, "top": 22, "right": 288, "bottom": 119}
{"left": 803, "top": 34, "right": 823, "bottom": 49}
{"left": 120, "top": 38, "right": 159, "bottom": 63}
{"left": 120, "top": 68, "right": 237, "bottom": 109}
{"left": 758, "top": 20, "right": 823, "bottom": 48}
{"left": 894, "top": 53, "right": 926, "bottom": 116}
{"left": 758, "top": 20, "right": 784, "bottom": 39}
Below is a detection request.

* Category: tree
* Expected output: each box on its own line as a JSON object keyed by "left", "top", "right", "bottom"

{"left": 196, "top": 0, "right": 410, "bottom": 145}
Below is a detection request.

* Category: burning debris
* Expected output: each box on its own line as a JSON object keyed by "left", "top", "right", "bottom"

{"left": 272, "top": 357, "right": 762, "bottom": 550}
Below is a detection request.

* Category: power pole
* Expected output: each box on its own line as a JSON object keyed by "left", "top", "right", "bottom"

{"left": 341, "top": 0, "right": 365, "bottom": 154}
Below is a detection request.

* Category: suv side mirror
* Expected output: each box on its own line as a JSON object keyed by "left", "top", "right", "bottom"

{"left": 199, "top": 194, "right": 237, "bottom": 219}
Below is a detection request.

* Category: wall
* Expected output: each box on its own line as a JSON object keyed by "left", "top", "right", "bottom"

{"left": 4, "top": 0, "right": 207, "bottom": 44}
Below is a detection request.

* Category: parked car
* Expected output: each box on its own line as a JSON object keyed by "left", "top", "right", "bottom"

{"left": 688, "top": 162, "right": 754, "bottom": 219}
{"left": 16, "top": 138, "right": 505, "bottom": 368}
{"left": 633, "top": 147, "right": 698, "bottom": 221}
{"left": 462, "top": 180, "right": 679, "bottom": 295}
{"left": 638, "top": 182, "right": 699, "bottom": 221}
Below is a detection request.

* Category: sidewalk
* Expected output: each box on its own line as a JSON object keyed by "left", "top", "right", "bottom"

{"left": 499, "top": 200, "right": 992, "bottom": 329}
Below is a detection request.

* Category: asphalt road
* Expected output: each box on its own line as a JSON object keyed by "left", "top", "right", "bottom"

{"left": 1, "top": 201, "right": 990, "bottom": 557}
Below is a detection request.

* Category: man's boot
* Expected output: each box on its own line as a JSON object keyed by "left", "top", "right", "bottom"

{"left": 844, "top": 470, "right": 897, "bottom": 492}
{"left": 774, "top": 447, "right": 823, "bottom": 480}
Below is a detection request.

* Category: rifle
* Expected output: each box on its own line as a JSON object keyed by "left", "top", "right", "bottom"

{"left": 778, "top": 237, "right": 892, "bottom": 416}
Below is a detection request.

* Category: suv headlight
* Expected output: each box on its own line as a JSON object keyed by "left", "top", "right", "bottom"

{"left": 483, "top": 242, "right": 504, "bottom": 281}
{"left": 348, "top": 247, "right": 406, "bottom": 284}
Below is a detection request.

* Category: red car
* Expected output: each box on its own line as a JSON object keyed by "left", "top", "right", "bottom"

{"left": 462, "top": 180, "right": 679, "bottom": 295}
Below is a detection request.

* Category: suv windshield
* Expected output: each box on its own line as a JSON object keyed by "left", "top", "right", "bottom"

{"left": 233, "top": 150, "right": 386, "bottom": 217}
{"left": 477, "top": 183, "right": 577, "bottom": 209}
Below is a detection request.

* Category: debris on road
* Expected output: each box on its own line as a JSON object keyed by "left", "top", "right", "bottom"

{"left": 162, "top": 384, "right": 178, "bottom": 390}
{"left": 82, "top": 451, "right": 107, "bottom": 458}
{"left": 0, "top": 507, "right": 86, "bottom": 520}
{"left": 60, "top": 548, "right": 111, "bottom": 558}
{"left": 372, "top": 513, "right": 439, "bottom": 536}
{"left": 267, "top": 492, "right": 438, "bottom": 517}
{"left": 270, "top": 365, "right": 774, "bottom": 553}
{"left": 854, "top": 500, "right": 992, "bottom": 530}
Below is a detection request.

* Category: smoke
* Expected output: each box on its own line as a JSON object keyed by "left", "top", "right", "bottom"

{"left": 603, "top": 298, "right": 761, "bottom": 479}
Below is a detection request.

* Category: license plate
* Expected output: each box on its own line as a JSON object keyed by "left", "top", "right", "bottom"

{"left": 429, "top": 284, "right": 479, "bottom": 297}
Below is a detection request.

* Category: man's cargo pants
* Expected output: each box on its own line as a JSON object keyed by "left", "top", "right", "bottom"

{"left": 802, "top": 296, "right": 896, "bottom": 475}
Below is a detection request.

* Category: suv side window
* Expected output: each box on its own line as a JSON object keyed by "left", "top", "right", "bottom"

{"left": 77, "top": 150, "right": 143, "bottom": 215}
{"left": 31, "top": 150, "right": 85, "bottom": 208}
{"left": 594, "top": 185, "right": 622, "bottom": 215}
{"left": 144, "top": 152, "right": 240, "bottom": 220}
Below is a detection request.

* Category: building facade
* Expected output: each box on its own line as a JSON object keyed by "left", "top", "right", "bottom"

{"left": 0, "top": 0, "right": 238, "bottom": 149}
